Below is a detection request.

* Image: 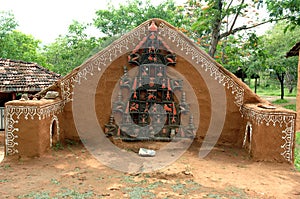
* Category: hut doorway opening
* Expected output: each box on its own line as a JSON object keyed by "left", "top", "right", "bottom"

{"left": 50, "top": 116, "right": 60, "bottom": 147}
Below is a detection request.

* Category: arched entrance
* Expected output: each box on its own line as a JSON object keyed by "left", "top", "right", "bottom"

{"left": 50, "top": 116, "right": 60, "bottom": 147}
{"left": 242, "top": 122, "right": 253, "bottom": 154}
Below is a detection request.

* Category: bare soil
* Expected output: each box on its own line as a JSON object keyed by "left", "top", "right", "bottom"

{"left": 0, "top": 140, "right": 300, "bottom": 199}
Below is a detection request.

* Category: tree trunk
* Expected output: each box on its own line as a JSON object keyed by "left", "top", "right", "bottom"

{"left": 285, "top": 72, "right": 295, "bottom": 94}
{"left": 208, "top": 0, "right": 223, "bottom": 58}
{"left": 276, "top": 72, "right": 285, "bottom": 100}
{"left": 280, "top": 78, "right": 284, "bottom": 100}
{"left": 254, "top": 77, "right": 258, "bottom": 93}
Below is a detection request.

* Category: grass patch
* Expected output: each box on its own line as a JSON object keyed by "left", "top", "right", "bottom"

{"left": 52, "top": 142, "right": 64, "bottom": 151}
{"left": 50, "top": 178, "right": 60, "bottom": 185}
{"left": 284, "top": 104, "right": 296, "bottom": 111}
{"left": 18, "top": 191, "right": 50, "bottom": 199}
{"left": 0, "top": 179, "right": 8, "bottom": 182}
{"left": 18, "top": 188, "right": 94, "bottom": 199}
{"left": 55, "top": 188, "right": 94, "bottom": 198}
{"left": 4, "top": 164, "right": 11, "bottom": 170}
{"left": 272, "top": 99, "right": 289, "bottom": 104}
{"left": 124, "top": 186, "right": 156, "bottom": 199}
{"left": 256, "top": 89, "right": 296, "bottom": 97}
{"left": 247, "top": 78, "right": 297, "bottom": 97}
{"left": 225, "top": 186, "right": 247, "bottom": 197}
{"left": 205, "top": 193, "right": 223, "bottom": 199}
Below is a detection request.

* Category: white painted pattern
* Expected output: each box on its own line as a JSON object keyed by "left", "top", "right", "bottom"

{"left": 5, "top": 101, "right": 64, "bottom": 155}
{"left": 243, "top": 121, "right": 253, "bottom": 154}
{"left": 241, "top": 105, "right": 295, "bottom": 162}
{"left": 5, "top": 20, "right": 296, "bottom": 163}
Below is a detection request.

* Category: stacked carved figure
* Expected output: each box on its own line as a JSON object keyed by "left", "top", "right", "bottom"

{"left": 105, "top": 21, "right": 195, "bottom": 141}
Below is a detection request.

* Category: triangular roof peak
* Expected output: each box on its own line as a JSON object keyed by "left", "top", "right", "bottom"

{"left": 60, "top": 18, "right": 256, "bottom": 107}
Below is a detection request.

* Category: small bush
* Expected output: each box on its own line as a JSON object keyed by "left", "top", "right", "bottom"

{"left": 52, "top": 142, "right": 64, "bottom": 151}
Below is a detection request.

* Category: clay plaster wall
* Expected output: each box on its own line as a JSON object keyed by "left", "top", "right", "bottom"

{"left": 4, "top": 19, "right": 296, "bottom": 163}
{"left": 57, "top": 18, "right": 266, "bottom": 146}
{"left": 57, "top": 54, "right": 258, "bottom": 146}
{"left": 54, "top": 19, "right": 295, "bottom": 163}
{"left": 5, "top": 99, "right": 63, "bottom": 157}
{"left": 93, "top": 54, "right": 253, "bottom": 146}
{"left": 241, "top": 104, "right": 296, "bottom": 162}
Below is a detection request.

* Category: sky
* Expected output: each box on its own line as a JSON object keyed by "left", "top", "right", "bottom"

{"left": 0, "top": 0, "right": 114, "bottom": 44}
{"left": 0, "top": 0, "right": 186, "bottom": 44}
{"left": 0, "top": 0, "right": 269, "bottom": 45}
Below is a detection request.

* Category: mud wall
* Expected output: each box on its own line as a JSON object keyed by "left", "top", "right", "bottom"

{"left": 57, "top": 19, "right": 268, "bottom": 147}
{"left": 24, "top": 18, "right": 295, "bottom": 163}
{"left": 241, "top": 104, "right": 296, "bottom": 162}
{"left": 94, "top": 54, "right": 245, "bottom": 145}
{"left": 59, "top": 52, "right": 263, "bottom": 146}
{"left": 5, "top": 99, "right": 63, "bottom": 158}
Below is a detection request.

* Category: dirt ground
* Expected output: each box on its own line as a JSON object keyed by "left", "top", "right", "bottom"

{"left": 0, "top": 139, "right": 300, "bottom": 199}
{"left": 0, "top": 97, "right": 298, "bottom": 199}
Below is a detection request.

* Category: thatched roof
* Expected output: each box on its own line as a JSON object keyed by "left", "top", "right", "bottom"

{"left": 0, "top": 58, "right": 60, "bottom": 92}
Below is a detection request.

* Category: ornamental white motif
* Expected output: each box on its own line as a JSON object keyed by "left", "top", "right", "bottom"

{"left": 60, "top": 21, "right": 245, "bottom": 107}
{"left": 240, "top": 105, "right": 295, "bottom": 162}
{"left": 5, "top": 20, "right": 295, "bottom": 164}
{"left": 60, "top": 26, "right": 147, "bottom": 102}
{"left": 5, "top": 107, "right": 19, "bottom": 155}
{"left": 5, "top": 101, "right": 64, "bottom": 155}
{"left": 157, "top": 22, "right": 245, "bottom": 107}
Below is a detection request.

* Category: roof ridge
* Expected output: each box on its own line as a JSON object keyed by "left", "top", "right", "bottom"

{"left": 0, "top": 58, "right": 36, "bottom": 66}
{"left": 0, "top": 58, "right": 60, "bottom": 77}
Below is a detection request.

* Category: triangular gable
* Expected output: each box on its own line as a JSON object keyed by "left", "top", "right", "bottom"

{"left": 59, "top": 18, "right": 260, "bottom": 108}
{"left": 56, "top": 18, "right": 294, "bottom": 163}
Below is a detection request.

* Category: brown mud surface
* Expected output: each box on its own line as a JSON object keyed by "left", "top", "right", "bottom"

{"left": 0, "top": 139, "right": 300, "bottom": 199}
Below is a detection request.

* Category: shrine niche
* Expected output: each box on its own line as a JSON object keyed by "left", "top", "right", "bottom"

{"left": 3, "top": 18, "right": 296, "bottom": 165}
{"left": 105, "top": 21, "right": 195, "bottom": 141}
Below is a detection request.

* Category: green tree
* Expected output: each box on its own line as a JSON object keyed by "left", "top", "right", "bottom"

{"left": 0, "top": 10, "right": 18, "bottom": 56}
{"left": 1, "top": 30, "right": 45, "bottom": 62}
{"left": 213, "top": 31, "right": 265, "bottom": 93}
{"left": 0, "top": 10, "right": 49, "bottom": 67}
{"left": 185, "top": 0, "right": 273, "bottom": 58}
{"left": 260, "top": 22, "right": 300, "bottom": 99}
{"left": 0, "top": 10, "right": 18, "bottom": 37}
{"left": 265, "top": 0, "right": 300, "bottom": 29}
{"left": 184, "top": 0, "right": 300, "bottom": 59}
{"left": 93, "top": 0, "right": 187, "bottom": 37}
{"left": 43, "top": 20, "right": 103, "bottom": 75}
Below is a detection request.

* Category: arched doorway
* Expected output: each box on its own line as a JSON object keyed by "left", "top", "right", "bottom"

{"left": 50, "top": 116, "right": 60, "bottom": 147}
{"left": 243, "top": 122, "right": 253, "bottom": 154}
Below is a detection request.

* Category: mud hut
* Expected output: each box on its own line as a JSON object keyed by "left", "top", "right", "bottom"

{"left": 4, "top": 19, "right": 296, "bottom": 165}
{"left": 0, "top": 58, "right": 60, "bottom": 131}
